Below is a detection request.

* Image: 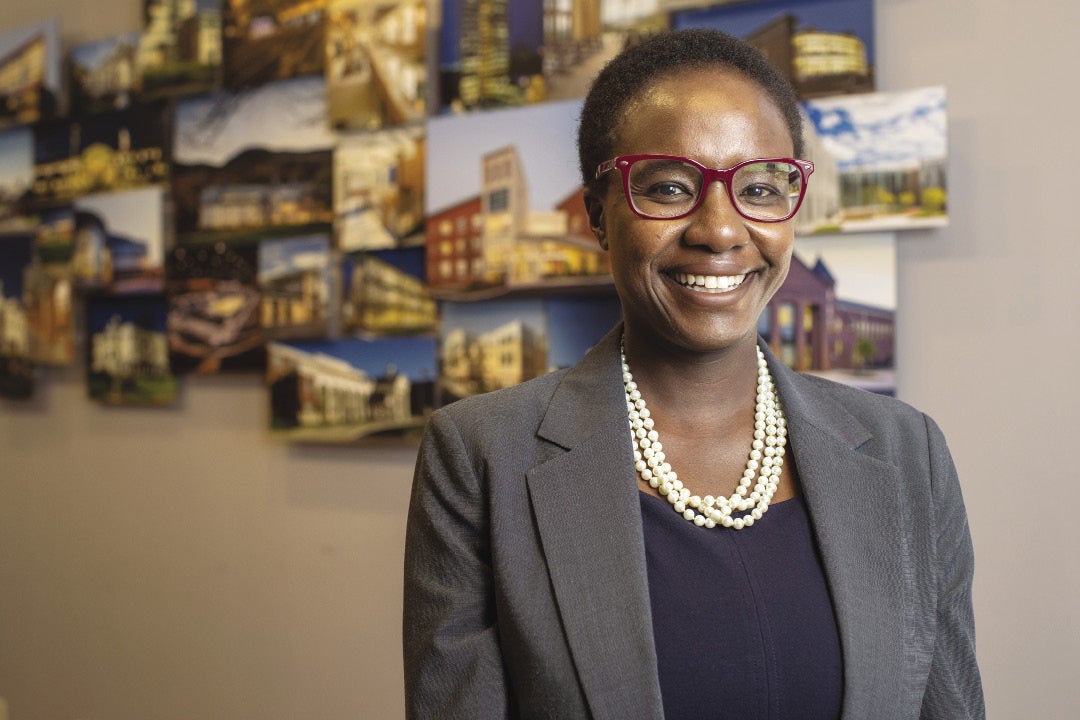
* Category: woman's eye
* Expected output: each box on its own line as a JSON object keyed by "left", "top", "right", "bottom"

{"left": 644, "top": 182, "right": 692, "bottom": 201}
{"left": 741, "top": 184, "right": 783, "bottom": 203}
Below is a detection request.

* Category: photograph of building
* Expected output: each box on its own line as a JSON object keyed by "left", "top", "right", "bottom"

{"left": 0, "top": 127, "right": 34, "bottom": 231}
{"left": 438, "top": 297, "right": 548, "bottom": 402}
{"left": 257, "top": 233, "right": 331, "bottom": 339}
{"left": 342, "top": 247, "right": 436, "bottom": 336}
{"left": 222, "top": 0, "right": 328, "bottom": 88}
{"left": 671, "top": 0, "right": 874, "bottom": 99}
{"left": 86, "top": 295, "right": 177, "bottom": 405}
{"left": 760, "top": 232, "right": 896, "bottom": 395}
{"left": 326, "top": 0, "right": 427, "bottom": 131}
{"left": 29, "top": 102, "right": 171, "bottom": 208}
{"left": 0, "top": 232, "right": 34, "bottom": 398}
{"left": 172, "top": 75, "right": 335, "bottom": 241}
{"left": 73, "top": 187, "right": 166, "bottom": 293}
{"left": 799, "top": 85, "right": 947, "bottom": 234}
{"left": 425, "top": 100, "right": 610, "bottom": 297}
{"left": 438, "top": 0, "right": 666, "bottom": 112}
{"left": 166, "top": 240, "right": 265, "bottom": 373}
{"left": 69, "top": 33, "right": 142, "bottom": 115}
{"left": 334, "top": 122, "right": 425, "bottom": 250}
{"left": 139, "top": 0, "right": 223, "bottom": 98}
{"left": 0, "top": 20, "right": 61, "bottom": 130}
{"left": 267, "top": 333, "right": 435, "bottom": 442}
{"left": 23, "top": 261, "right": 74, "bottom": 366}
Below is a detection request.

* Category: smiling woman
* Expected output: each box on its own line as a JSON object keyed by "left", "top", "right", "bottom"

{"left": 403, "top": 28, "right": 985, "bottom": 720}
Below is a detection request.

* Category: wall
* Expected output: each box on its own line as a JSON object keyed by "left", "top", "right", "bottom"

{"left": 2, "top": 0, "right": 1079, "bottom": 718}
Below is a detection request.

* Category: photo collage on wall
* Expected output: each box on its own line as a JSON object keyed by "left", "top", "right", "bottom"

{"left": 0, "top": 0, "right": 942, "bottom": 434}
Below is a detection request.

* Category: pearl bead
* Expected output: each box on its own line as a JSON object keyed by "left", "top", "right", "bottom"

{"left": 622, "top": 342, "right": 786, "bottom": 531}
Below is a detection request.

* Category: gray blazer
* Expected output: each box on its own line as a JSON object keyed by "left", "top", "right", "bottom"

{"left": 403, "top": 327, "right": 984, "bottom": 719}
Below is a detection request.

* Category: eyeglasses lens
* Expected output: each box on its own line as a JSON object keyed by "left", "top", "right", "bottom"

{"left": 627, "top": 159, "right": 803, "bottom": 221}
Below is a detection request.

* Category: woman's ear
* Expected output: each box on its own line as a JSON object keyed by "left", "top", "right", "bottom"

{"left": 584, "top": 193, "right": 608, "bottom": 250}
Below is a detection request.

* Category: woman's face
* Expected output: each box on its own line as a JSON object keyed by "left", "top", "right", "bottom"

{"left": 590, "top": 67, "right": 796, "bottom": 357}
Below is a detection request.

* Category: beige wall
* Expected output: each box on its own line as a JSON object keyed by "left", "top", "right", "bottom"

{"left": 2, "top": 1, "right": 1079, "bottom": 718}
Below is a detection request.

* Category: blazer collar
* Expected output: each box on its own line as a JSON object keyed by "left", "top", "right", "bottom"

{"left": 528, "top": 329, "right": 908, "bottom": 719}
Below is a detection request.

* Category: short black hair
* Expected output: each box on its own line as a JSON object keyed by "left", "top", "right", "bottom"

{"left": 577, "top": 28, "right": 804, "bottom": 194}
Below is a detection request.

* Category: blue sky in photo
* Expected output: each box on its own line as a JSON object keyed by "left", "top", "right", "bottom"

{"left": 441, "top": 297, "right": 545, "bottom": 338}
{"left": 70, "top": 33, "right": 140, "bottom": 71}
{"left": 259, "top": 234, "right": 331, "bottom": 282}
{"left": 74, "top": 188, "right": 165, "bottom": 265}
{"left": 426, "top": 99, "right": 583, "bottom": 213}
{"left": 278, "top": 336, "right": 438, "bottom": 381}
{"left": 803, "top": 86, "right": 946, "bottom": 171}
{"left": 439, "top": 0, "right": 544, "bottom": 67}
{"left": 0, "top": 127, "right": 32, "bottom": 195}
{"left": 672, "top": 0, "right": 874, "bottom": 63}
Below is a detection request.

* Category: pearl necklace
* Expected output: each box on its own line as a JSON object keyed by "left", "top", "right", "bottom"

{"left": 621, "top": 343, "right": 787, "bottom": 530}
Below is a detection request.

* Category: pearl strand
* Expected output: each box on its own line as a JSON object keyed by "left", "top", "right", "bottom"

{"left": 621, "top": 343, "right": 788, "bottom": 530}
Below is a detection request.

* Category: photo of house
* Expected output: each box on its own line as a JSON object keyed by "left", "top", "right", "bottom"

{"left": 85, "top": 294, "right": 177, "bottom": 405}
{"left": 139, "top": 0, "right": 223, "bottom": 98}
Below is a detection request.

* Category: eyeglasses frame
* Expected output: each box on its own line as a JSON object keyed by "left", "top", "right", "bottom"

{"left": 595, "top": 154, "right": 815, "bottom": 223}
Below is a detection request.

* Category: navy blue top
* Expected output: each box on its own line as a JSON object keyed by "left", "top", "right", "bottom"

{"left": 640, "top": 491, "right": 844, "bottom": 719}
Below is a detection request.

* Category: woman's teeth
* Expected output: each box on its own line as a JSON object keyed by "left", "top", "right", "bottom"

{"left": 673, "top": 272, "right": 747, "bottom": 292}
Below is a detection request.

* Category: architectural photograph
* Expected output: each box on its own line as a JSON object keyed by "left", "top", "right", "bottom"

{"left": 0, "top": 230, "right": 34, "bottom": 398}
{"left": 267, "top": 333, "right": 436, "bottom": 442}
{"left": 671, "top": 0, "right": 874, "bottom": 99}
{"left": 139, "top": 0, "right": 223, "bottom": 98}
{"left": 85, "top": 293, "right": 177, "bottom": 405}
{"left": 172, "top": 74, "right": 335, "bottom": 242}
{"left": 165, "top": 239, "right": 265, "bottom": 373}
{"left": 325, "top": 0, "right": 427, "bottom": 131}
{"left": 28, "top": 101, "right": 171, "bottom": 208}
{"left": 334, "top": 121, "right": 425, "bottom": 250}
{"left": 73, "top": 186, "right": 166, "bottom": 293}
{"left": 798, "top": 85, "right": 948, "bottom": 234}
{"left": 0, "top": 126, "right": 34, "bottom": 231}
{"left": 222, "top": 0, "right": 327, "bottom": 88}
{"left": 0, "top": 19, "right": 61, "bottom": 129}
{"left": 68, "top": 32, "right": 142, "bottom": 114}
{"left": 341, "top": 246, "right": 437, "bottom": 337}
{"left": 425, "top": 99, "right": 610, "bottom": 297}
{"left": 257, "top": 232, "right": 332, "bottom": 340}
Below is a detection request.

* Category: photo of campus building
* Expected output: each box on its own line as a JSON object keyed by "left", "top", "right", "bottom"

{"left": 69, "top": 33, "right": 141, "bottom": 114}
{"left": 139, "top": 0, "right": 223, "bottom": 97}
{"left": 342, "top": 250, "right": 436, "bottom": 336}
{"left": 0, "top": 20, "right": 60, "bottom": 129}
{"left": 257, "top": 233, "right": 331, "bottom": 339}
{"left": 86, "top": 297, "right": 177, "bottom": 405}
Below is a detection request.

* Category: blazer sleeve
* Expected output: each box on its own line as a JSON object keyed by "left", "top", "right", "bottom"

{"left": 402, "top": 408, "right": 513, "bottom": 720}
{"left": 919, "top": 415, "right": 986, "bottom": 720}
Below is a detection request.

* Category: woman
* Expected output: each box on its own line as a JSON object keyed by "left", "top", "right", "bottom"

{"left": 404, "top": 29, "right": 983, "bottom": 720}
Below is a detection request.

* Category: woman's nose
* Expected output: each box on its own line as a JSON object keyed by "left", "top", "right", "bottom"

{"left": 682, "top": 181, "right": 748, "bottom": 251}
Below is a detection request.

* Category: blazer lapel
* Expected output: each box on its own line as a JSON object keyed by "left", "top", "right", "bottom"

{"left": 767, "top": 350, "right": 908, "bottom": 719}
{"left": 526, "top": 328, "right": 665, "bottom": 720}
